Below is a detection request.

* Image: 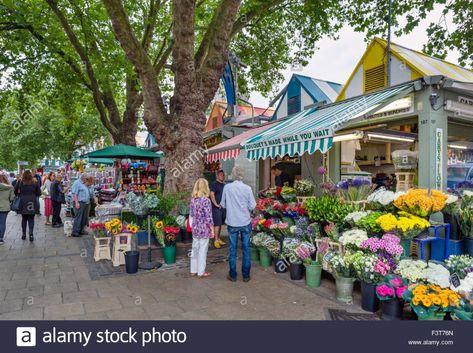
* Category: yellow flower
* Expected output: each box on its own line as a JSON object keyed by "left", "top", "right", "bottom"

{"left": 412, "top": 296, "right": 421, "bottom": 306}
{"left": 155, "top": 221, "right": 164, "bottom": 229}
{"left": 422, "top": 298, "right": 432, "bottom": 307}
{"left": 258, "top": 218, "right": 266, "bottom": 225}
{"left": 112, "top": 229, "right": 118, "bottom": 235}
{"left": 431, "top": 296, "right": 441, "bottom": 306}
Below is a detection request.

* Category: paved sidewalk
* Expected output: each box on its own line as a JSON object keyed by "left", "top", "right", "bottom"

{"left": 0, "top": 211, "right": 361, "bottom": 320}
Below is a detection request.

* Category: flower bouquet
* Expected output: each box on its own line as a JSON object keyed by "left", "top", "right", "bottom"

{"left": 367, "top": 187, "right": 404, "bottom": 211}
{"left": 376, "top": 212, "right": 430, "bottom": 239}
{"left": 336, "top": 179, "right": 375, "bottom": 202}
{"left": 355, "top": 211, "right": 383, "bottom": 235}
{"left": 154, "top": 220, "right": 165, "bottom": 246}
{"left": 352, "top": 252, "right": 384, "bottom": 284}
{"left": 329, "top": 252, "right": 357, "bottom": 278}
{"left": 105, "top": 218, "right": 123, "bottom": 235}
{"left": 269, "top": 222, "right": 291, "bottom": 241}
{"left": 126, "top": 192, "right": 147, "bottom": 215}
{"left": 143, "top": 193, "right": 160, "bottom": 210}
{"left": 445, "top": 255, "right": 473, "bottom": 280}
{"left": 394, "top": 189, "right": 448, "bottom": 217}
{"left": 294, "top": 179, "right": 315, "bottom": 197}
{"left": 459, "top": 194, "right": 473, "bottom": 239}
{"left": 323, "top": 222, "right": 340, "bottom": 241}
{"left": 395, "top": 259, "right": 428, "bottom": 283}
{"left": 124, "top": 223, "right": 139, "bottom": 234}
{"left": 306, "top": 195, "right": 355, "bottom": 225}
{"left": 163, "top": 226, "right": 180, "bottom": 246}
{"left": 376, "top": 275, "right": 407, "bottom": 301}
{"left": 284, "top": 239, "right": 315, "bottom": 265}
{"left": 251, "top": 232, "right": 273, "bottom": 248}
{"left": 338, "top": 228, "right": 368, "bottom": 250}
{"left": 344, "top": 211, "right": 372, "bottom": 227}
{"left": 90, "top": 222, "right": 107, "bottom": 238}
{"left": 280, "top": 186, "right": 297, "bottom": 202}
{"left": 403, "top": 283, "right": 462, "bottom": 320}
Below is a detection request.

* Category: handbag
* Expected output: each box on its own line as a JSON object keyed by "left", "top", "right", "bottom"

{"left": 11, "top": 183, "right": 21, "bottom": 212}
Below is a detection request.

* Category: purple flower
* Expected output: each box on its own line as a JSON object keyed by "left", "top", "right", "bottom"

{"left": 318, "top": 166, "right": 327, "bottom": 175}
{"left": 337, "top": 181, "right": 349, "bottom": 190}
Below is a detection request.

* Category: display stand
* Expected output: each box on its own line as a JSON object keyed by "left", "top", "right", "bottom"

{"left": 112, "top": 233, "right": 132, "bottom": 267}
{"left": 395, "top": 172, "right": 415, "bottom": 192}
{"left": 94, "top": 237, "right": 112, "bottom": 262}
{"left": 139, "top": 214, "right": 162, "bottom": 270}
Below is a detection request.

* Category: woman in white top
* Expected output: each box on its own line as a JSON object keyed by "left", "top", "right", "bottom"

{"left": 42, "top": 171, "right": 55, "bottom": 225}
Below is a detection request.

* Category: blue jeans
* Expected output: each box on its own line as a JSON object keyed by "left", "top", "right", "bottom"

{"left": 0, "top": 212, "right": 8, "bottom": 240}
{"left": 228, "top": 224, "right": 251, "bottom": 279}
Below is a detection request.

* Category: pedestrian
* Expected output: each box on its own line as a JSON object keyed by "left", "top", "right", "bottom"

{"left": 42, "top": 171, "right": 55, "bottom": 225}
{"left": 14, "top": 169, "right": 41, "bottom": 242}
{"left": 221, "top": 166, "right": 256, "bottom": 282}
{"left": 271, "top": 165, "right": 293, "bottom": 187}
{"left": 71, "top": 174, "right": 90, "bottom": 237}
{"left": 210, "top": 169, "right": 226, "bottom": 249}
{"left": 189, "top": 178, "right": 214, "bottom": 278}
{"left": 11, "top": 174, "right": 20, "bottom": 188}
{"left": 0, "top": 174, "right": 15, "bottom": 245}
{"left": 8, "top": 172, "right": 15, "bottom": 184}
{"left": 50, "top": 173, "right": 66, "bottom": 228}
{"left": 84, "top": 176, "right": 96, "bottom": 226}
{"left": 32, "top": 168, "right": 42, "bottom": 187}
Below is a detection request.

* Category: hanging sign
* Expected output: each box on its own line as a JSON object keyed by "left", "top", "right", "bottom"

{"left": 435, "top": 128, "right": 443, "bottom": 190}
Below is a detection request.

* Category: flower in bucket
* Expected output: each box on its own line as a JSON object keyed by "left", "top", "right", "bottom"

{"left": 394, "top": 189, "right": 448, "bottom": 217}
{"left": 269, "top": 222, "right": 291, "bottom": 240}
{"left": 376, "top": 274, "right": 407, "bottom": 300}
{"left": 154, "top": 220, "right": 165, "bottom": 247}
{"left": 164, "top": 226, "right": 179, "bottom": 247}
{"left": 125, "top": 223, "right": 139, "bottom": 234}
{"left": 90, "top": 222, "right": 107, "bottom": 237}
{"left": 105, "top": 218, "right": 123, "bottom": 235}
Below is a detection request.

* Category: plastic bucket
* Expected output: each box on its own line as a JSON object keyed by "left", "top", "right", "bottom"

{"left": 163, "top": 245, "right": 177, "bottom": 264}
{"left": 335, "top": 276, "right": 355, "bottom": 303}
{"left": 258, "top": 248, "right": 272, "bottom": 267}
{"left": 274, "top": 258, "right": 287, "bottom": 273}
{"left": 289, "top": 263, "right": 304, "bottom": 280}
{"left": 124, "top": 251, "right": 140, "bottom": 274}
{"left": 361, "top": 281, "right": 380, "bottom": 312}
{"left": 250, "top": 246, "right": 260, "bottom": 261}
{"left": 381, "top": 299, "right": 404, "bottom": 320}
{"left": 305, "top": 263, "right": 322, "bottom": 288}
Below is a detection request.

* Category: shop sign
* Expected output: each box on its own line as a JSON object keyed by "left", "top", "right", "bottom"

{"left": 435, "top": 128, "right": 443, "bottom": 190}
{"left": 244, "top": 127, "right": 333, "bottom": 151}
{"left": 368, "top": 96, "right": 414, "bottom": 120}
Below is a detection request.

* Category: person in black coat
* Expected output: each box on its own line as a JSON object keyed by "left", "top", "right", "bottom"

{"left": 14, "top": 170, "right": 41, "bottom": 242}
{"left": 50, "top": 174, "right": 67, "bottom": 228}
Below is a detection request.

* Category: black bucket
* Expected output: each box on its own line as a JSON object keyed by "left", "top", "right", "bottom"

{"left": 361, "top": 281, "right": 380, "bottom": 313}
{"left": 381, "top": 299, "right": 404, "bottom": 320}
{"left": 124, "top": 251, "right": 140, "bottom": 274}
{"left": 289, "top": 263, "right": 304, "bottom": 280}
{"left": 273, "top": 258, "right": 287, "bottom": 273}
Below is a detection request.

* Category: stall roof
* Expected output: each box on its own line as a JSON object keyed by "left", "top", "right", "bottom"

{"left": 85, "top": 144, "right": 163, "bottom": 159}
{"left": 242, "top": 82, "right": 416, "bottom": 160}
{"left": 206, "top": 122, "right": 278, "bottom": 162}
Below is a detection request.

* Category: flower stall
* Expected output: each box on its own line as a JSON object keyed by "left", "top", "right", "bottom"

{"left": 250, "top": 178, "right": 472, "bottom": 320}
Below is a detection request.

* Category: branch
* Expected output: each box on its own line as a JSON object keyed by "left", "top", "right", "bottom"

{"left": 45, "top": 0, "right": 118, "bottom": 136}
{"left": 141, "top": 0, "right": 161, "bottom": 52}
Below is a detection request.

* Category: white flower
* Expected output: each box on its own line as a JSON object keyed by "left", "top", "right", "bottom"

{"left": 367, "top": 187, "right": 404, "bottom": 206}
{"left": 445, "top": 194, "right": 459, "bottom": 204}
{"left": 344, "top": 211, "right": 372, "bottom": 224}
{"left": 463, "top": 190, "right": 473, "bottom": 197}
{"left": 290, "top": 225, "right": 297, "bottom": 234}
{"left": 338, "top": 229, "right": 368, "bottom": 247}
{"left": 452, "top": 272, "right": 473, "bottom": 295}
{"left": 424, "top": 263, "right": 451, "bottom": 288}
{"left": 395, "top": 259, "right": 428, "bottom": 282}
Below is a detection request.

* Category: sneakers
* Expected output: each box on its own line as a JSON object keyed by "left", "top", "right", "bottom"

{"left": 214, "top": 240, "right": 221, "bottom": 249}
{"left": 227, "top": 275, "right": 237, "bottom": 282}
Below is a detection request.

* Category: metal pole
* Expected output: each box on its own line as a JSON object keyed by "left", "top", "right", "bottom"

{"left": 387, "top": 0, "right": 392, "bottom": 87}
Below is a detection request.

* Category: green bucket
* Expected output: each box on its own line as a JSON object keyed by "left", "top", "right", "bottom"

{"left": 163, "top": 245, "right": 176, "bottom": 264}
{"left": 305, "top": 263, "right": 322, "bottom": 288}
{"left": 258, "top": 248, "right": 272, "bottom": 267}
{"left": 250, "top": 246, "right": 260, "bottom": 261}
{"left": 335, "top": 276, "right": 355, "bottom": 303}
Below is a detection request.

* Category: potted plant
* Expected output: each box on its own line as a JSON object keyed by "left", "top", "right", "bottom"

{"left": 445, "top": 255, "right": 473, "bottom": 280}
{"left": 329, "top": 252, "right": 357, "bottom": 303}
{"left": 91, "top": 221, "right": 111, "bottom": 262}
{"left": 270, "top": 222, "right": 291, "bottom": 273}
{"left": 376, "top": 275, "right": 408, "bottom": 320}
{"left": 459, "top": 192, "right": 473, "bottom": 255}
{"left": 294, "top": 179, "right": 315, "bottom": 203}
{"left": 304, "top": 238, "right": 329, "bottom": 288}
{"left": 443, "top": 194, "right": 461, "bottom": 240}
{"left": 402, "top": 283, "right": 462, "bottom": 320}
{"left": 336, "top": 178, "right": 375, "bottom": 204}
{"left": 155, "top": 219, "right": 179, "bottom": 264}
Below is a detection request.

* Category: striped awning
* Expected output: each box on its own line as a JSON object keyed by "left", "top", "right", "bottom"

{"left": 242, "top": 82, "right": 415, "bottom": 160}
{"left": 207, "top": 148, "right": 241, "bottom": 163}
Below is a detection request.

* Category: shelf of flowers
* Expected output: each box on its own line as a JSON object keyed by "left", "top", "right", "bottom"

{"left": 251, "top": 178, "right": 473, "bottom": 320}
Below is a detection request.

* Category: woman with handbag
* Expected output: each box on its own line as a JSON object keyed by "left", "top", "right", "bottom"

{"left": 42, "top": 171, "right": 55, "bottom": 225}
{"left": 14, "top": 170, "right": 41, "bottom": 242}
{"left": 0, "top": 174, "right": 15, "bottom": 245}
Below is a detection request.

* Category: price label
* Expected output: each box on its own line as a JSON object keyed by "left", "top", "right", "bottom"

{"left": 450, "top": 273, "right": 461, "bottom": 288}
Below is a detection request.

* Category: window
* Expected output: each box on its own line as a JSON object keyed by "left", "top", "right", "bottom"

{"left": 288, "top": 95, "right": 301, "bottom": 115}
{"left": 364, "top": 64, "right": 386, "bottom": 92}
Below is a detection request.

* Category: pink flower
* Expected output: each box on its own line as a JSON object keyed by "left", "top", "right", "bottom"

{"left": 386, "top": 288, "right": 395, "bottom": 297}
{"left": 318, "top": 166, "right": 327, "bottom": 175}
{"left": 390, "top": 277, "right": 403, "bottom": 287}
{"left": 396, "top": 285, "right": 407, "bottom": 298}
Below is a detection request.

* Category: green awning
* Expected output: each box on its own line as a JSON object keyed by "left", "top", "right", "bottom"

{"left": 242, "top": 82, "right": 415, "bottom": 160}
{"left": 85, "top": 144, "right": 163, "bottom": 159}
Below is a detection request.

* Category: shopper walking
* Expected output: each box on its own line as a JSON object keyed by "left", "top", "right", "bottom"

{"left": 50, "top": 173, "right": 66, "bottom": 228}
{"left": 71, "top": 174, "right": 90, "bottom": 237}
{"left": 42, "top": 171, "right": 55, "bottom": 225}
{"left": 189, "top": 178, "right": 214, "bottom": 278}
{"left": 14, "top": 170, "right": 41, "bottom": 241}
{"left": 11, "top": 174, "right": 20, "bottom": 188}
{"left": 0, "top": 174, "right": 15, "bottom": 245}
{"left": 221, "top": 166, "right": 256, "bottom": 282}
{"left": 210, "top": 170, "right": 226, "bottom": 249}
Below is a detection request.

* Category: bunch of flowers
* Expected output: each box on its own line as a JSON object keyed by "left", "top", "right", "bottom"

{"left": 280, "top": 186, "right": 297, "bottom": 202}
{"left": 376, "top": 212, "right": 430, "bottom": 239}
{"left": 126, "top": 192, "right": 147, "bottom": 215}
{"left": 294, "top": 179, "right": 315, "bottom": 196}
{"left": 269, "top": 222, "right": 291, "bottom": 240}
{"left": 360, "top": 234, "right": 403, "bottom": 257}
{"left": 376, "top": 275, "right": 407, "bottom": 300}
{"left": 319, "top": 181, "right": 337, "bottom": 195}
{"left": 445, "top": 255, "right": 473, "bottom": 279}
{"left": 459, "top": 194, "right": 473, "bottom": 238}
{"left": 424, "top": 262, "right": 452, "bottom": 288}
{"left": 290, "top": 217, "right": 313, "bottom": 239}
{"left": 282, "top": 203, "right": 306, "bottom": 219}
{"left": 163, "top": 226, "right": 179, "bottom": 246}
{"left": 306, "top": 196, "right": 355, "bottom": 225}
{"left": 367, "top": 187, "right": 404, "bottom": 210}
{"left": 403, "top": 284, "right": 462, "bottom": 318}
{"left": 105, "top": 218, "right": 123, "bottom": 235}
{"left": 352, "top": 251, "right": 384, "bottom": 283}
{"left": 355, "top": 211, "right": 383, "bottom": 234}
{"left": 451, "top": 272, "right": 473, "bottom": 299}
{"left": 443, "top": 194, "right": 459, "bottom": 214}
{"left": 323, "top": 222, "right": 340, "bottom": 241}
{"left": 344, "top": 211, "right": 372, "bottom": 226}
{"left": 338, "top": 228, "right": 368, "bottom": 249}
{"left": 256, "top": 198, "right": 274, "bottom": 213}
{"left": 176, "top": 215, "right": 187, "bottom": 229}
{"left": 251, "top": 232, "right": 273, "bottom": 248}
{"left": 90, "top": 222, "right": 107, "bottom": 237}
{"left": 336, "top": 179, "right": 375, "bottom": 202}
{"left": 124, "top": 223, "right": 139, "bottom": 234}
{"left": 329, "top": 251, "right": 357, "bottom": 278}
{"left": 154, "top": 220, "right": 165, "bottom": 247}
{"left": 292, "top": 241, "right": 316, "bottom": 264}
{"left": 143, "top": 193, "right": 160, "bottom": 210}
{"left": 395, "top": 259, "right": 428, "bottom": 283}
{"left": 394, "top": 189, "right": 448, "bottom": 217}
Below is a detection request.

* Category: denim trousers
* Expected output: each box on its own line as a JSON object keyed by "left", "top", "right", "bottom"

{"left": 0, "top": 212, "right": 8, "bottom": 239}
{"left": 228, "top": 224, "right": 252, "bottom": 279}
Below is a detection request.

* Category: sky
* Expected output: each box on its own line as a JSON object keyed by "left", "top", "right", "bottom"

{"left": 248, "top": 4, "right": 461, "bottom": 108}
